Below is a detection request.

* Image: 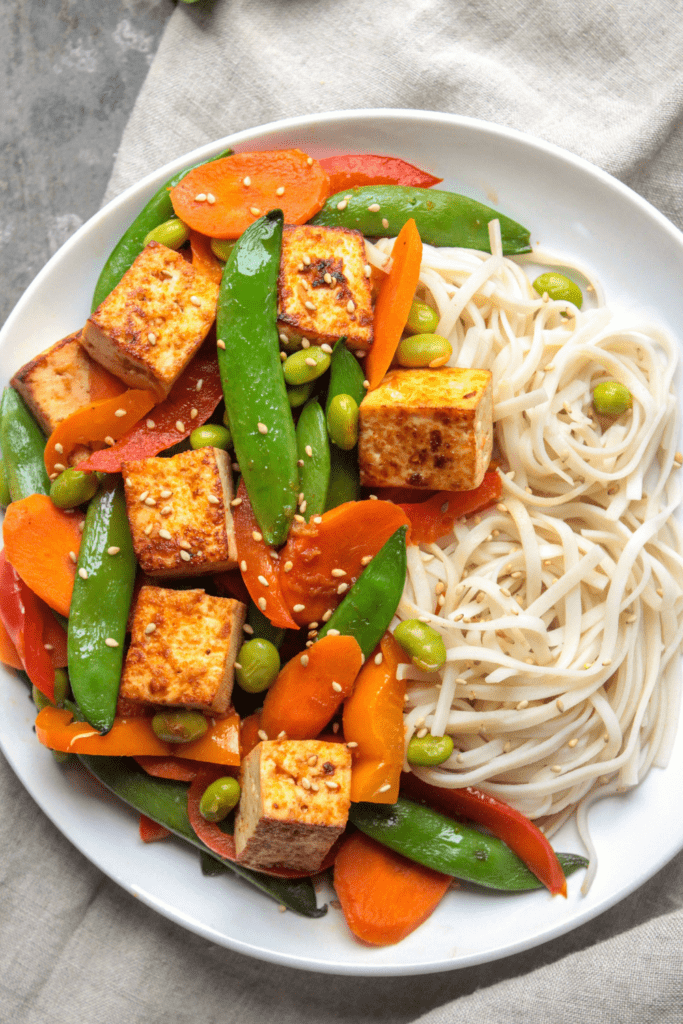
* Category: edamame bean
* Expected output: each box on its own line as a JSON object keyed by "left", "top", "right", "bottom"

{"left": 407, "top": 733, "right": 454, "bottom": 767}
{"left": 190, "top": 424, "right": 232, "bottom": 450}
{"left": 395, "top": 333, "right": 452, "bottom": 368}
{"left": 151, "top": 710, "right": 208, "bottom": 744}
{"left": 143, "top": 217, "right": 189, "bottom": 250}
{"left": 211, "top": 238, "right": 235, "bottom": 262}
{"left": 199, "top": 776, "right": 241, "bottom": 822}
{"left": 394, "top": 619, "right": 447, "bottom": 672}
{"left": 287, "top": 381, "right": 316, "bottom": 408}
{"left": 0, "top": 456, "right": 10, "bottom": 507}
{"left": 235, "top": 638, "right": 281, "bottom": 693}
{"left": 326, "top": 394, "right": 359, "bottom": 450}
{"left": 50, "top": 468, "right": 99, "bottom": 509}
{"left": 532, "top": 272, "right": 583, "bottom": 308}
{"left": 592, "top": 381, "right": 632, "bottom": 416}
{"left": 405, "top": 299, "right": 439, "bottom": 335}
{"left": 283, "top": 347, "right": 331, "bottom": 386}
{"left": 32, "top": 669, "right": 70, "bottom": 711}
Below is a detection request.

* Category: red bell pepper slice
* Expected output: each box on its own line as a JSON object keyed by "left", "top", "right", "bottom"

{"left": 400, "top": 773, "right": 567, "bottom": 896}
{"left": 79, "top": 343, "right": 223, "bottom": 473}
{"left": 232, "top": 480, "right": 299, "bottom": 630}
{"left": 133, "top": 756, "right": 206, "bottom": 782}
{"left": 0, "top": 549, "right": 55, "bottom": 700}
{"left": 139, "top": 814, "right": 172, "bottom": 843}
{"left": 399, "top": 471, "right": 502, "bottom": 545}
{"left": 320, "top": 154, "right": 442, "bottom": 194}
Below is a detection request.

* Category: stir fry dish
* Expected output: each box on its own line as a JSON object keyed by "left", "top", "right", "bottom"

{"left": 3, "top": 145, "right": 682, "bottom": 947}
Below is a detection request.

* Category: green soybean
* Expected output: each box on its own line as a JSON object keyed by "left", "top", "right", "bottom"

{"left": 394, "top": 619, "right": 447, "bottom": 672}
{"left": 407, "top": 733, "right": 454, "bottom": 767}
{"left": 50, "top": 468, "right": 99, "bottom": 509}
{"left": 211, "top": 238, "right": 235, "bottom": 262}
{"left": 199, "top": 777, "right": 241, "bottom": 822}
{"left": 236, "top": 638, "right": 281, "bottom": 693}
{"left": 283, "top": 347, "right": 331, "bottom": 386}
{"left": 326, "top": 394, "right": 359, "bottom": 450}
{"left": 592, "top": 381, "right": 632, "bottom": 416}
{"left": 406, "top": 299, "right": 439, "bottom": 335}
{"left": 395, "top": 334, "right": 452, "bottom": 368}
{"left": 190, "top": 424, "right": 232, "bottom": 450}
{"left": 287, "top": 381, "right": 316, "bottom": 408}
{"left": 151, "top": 710, "right": 208, "bottom": 744}
{"left": 143, "top": 217, "right": 189, "bottom": 250}
{"left": 532, "top": 272, "right": 583, "bottom": 308}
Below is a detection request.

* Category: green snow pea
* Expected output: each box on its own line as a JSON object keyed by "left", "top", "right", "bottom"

{"left": 322, "top": 340, "right": 364, "bottom": 506}
{"left": 317, "top": 526, "right": 407, "bottom": 657}
{"left": 312, "top": 185, "right": 532, "bottom": 254}
{"left": 68, "top": 482, "right": 136, "bottom": 733}
{"left": 296, "top": 398, "right": 330, "bottom": 520}
{"left": 0, "top": 388, "right": 49, "bottom": 501}
{"left": 217, "top": 211, "right": 299, "bottom": 546}
{"left": 91, "top": 148, "right": 232, "bottom": 311}
{"left": 325, "top": 447, "right": 361, "bottom": 509}
{"left": 350, "top": 799, "right": 588, "bottom": 891}
{"left": 325, "top": 338, "right": 366, "bottom": 411}
{"left": 78, "top": 754, "right": 325, "bottom": 917}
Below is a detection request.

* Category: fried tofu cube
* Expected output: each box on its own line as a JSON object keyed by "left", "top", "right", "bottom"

{"left": 358, "top": 367, "right": 493, "bottom": 491}
{"left": 10, "top": 331, "right": 124, "bottom": 439}
{"left": 122, "top": 447, "right": 238, "bottom": 576}
{"left": 235, "top": 740, "right": 351, "bottom": 873}
{"left": 119, "top": 585, "right": 246, "bottom": 713}
{"left": 277, "top": 225, "right": 373, "bottom": 351}
{"left": 82, "top": 242, "right": 218, "bottom": 400}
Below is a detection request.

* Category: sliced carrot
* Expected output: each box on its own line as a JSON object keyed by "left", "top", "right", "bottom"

{"left": 3, "top": 495, "right": 84, "bottom": 617}
{"left": 261, "top": 634, "right": 363, "bottom": 741}
{"left": 189, "top": 230, "right": 223, "bottom": 284}
{"left": 44, "top": 389, "right": 156, "bottom": 475}
{"left": 278, "top": 500, "right": 411, "bottom": 626}
{"left": 139, "top": 814, "right": 171, "bottom": 843}
{"left": 343, "top": 633, "right": 408, "bottom": 803}
{"left": 0, "top": 619, "right": 22, "bottom": 670}
{"left": 399, "top": 472, "right": 502, "bottom": 545}
{"left": 333, "top": 831, "right": 451, "bottom": 946}
{"left": 365, "top": 218, "right": 422, "bottom": 390}
{"left": 170, "top": 150, "right": 330, "bottom": 239}
{"left": 133, "top": 756, "right": 203, "bottom": 782}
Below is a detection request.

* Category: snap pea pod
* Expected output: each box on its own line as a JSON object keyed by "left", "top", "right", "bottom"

{"left": 247, "top": 602, "right": 286, "bottom": 649}
{"left": 325, "top": 446, "right": 361, "bottom": 509}
{"left": 325, "top": 338, "right": 366, "bottom": 413}
{"left": 217, "top": 211, "right": 299, "bottom": 546}
{"left": 317, "top": 526, "right": 407, "bottom": 657}
{"left": 0, "top": 387, "right": 49, "bottom": 502}
{"left": 296, "top": 398, "right": 330, "bottom": 520}
{"left": 68, "top": 482, "right": 136, "bottom": 733}
{"left": 322, "top": 341, "right": 363, "bottom": 507}
{"left": 91, "top": 147, "right": 232, "bottom": 311}
{"left": 350, "top": 798, "right": 588, "bottom": 891}
{"left": 312, "top": 185, "right": 531, "bottom": 255}
{"left": 78, "top": 754, "right": 325, "bottom": 917}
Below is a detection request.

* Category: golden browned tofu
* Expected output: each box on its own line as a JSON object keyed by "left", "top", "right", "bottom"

{"left": 234, "top": 740, "right": 351, "bottom": 873}
{"left": 82, "top": 242, "right": 218, "bottom": 399}
{"left": 359, "top": 367, "right": 493, "bottom": 491}
{"left": 277, "top": 225, "right": 373, "bottom": 351}
{"left": 10, "top": 331, "right": 124, "bottom": 438}
{"left": 122, "top": 447, "right": 238, "bottom": 577}
{"left": 119, "top": 585, "right": 246, "bottom": 713}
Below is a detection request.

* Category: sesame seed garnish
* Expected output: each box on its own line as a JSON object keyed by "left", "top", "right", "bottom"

{"left": 145, "top": 497, "right": 156, "bottom": 507}
{"left": 322, "top": 609, "right": 333, "bottom": 622}
{"left": 304, "top": 301, "right": 316, "bottom": 311}
{"left": 54, "top": 442, "right": 64, "bottom": 454}
{"left": 602, "top": 657, "right": 613, "bottom": 666}
{"left": 54, "top": 463, "right": 66, "bottom": 473}
{"left": 144, "top": 524, "right": 154, "bottom": 536}
{"left": 368, "top": 203, "right": 380, "bottom": 212}
{"left": 139, "top": 490, "right": 149, "bottom": 502}
{"left": 301, "top": 777, "right": 311, "bottom": 790}
{"left": 325, "top": 780, "right": 339, "bottom": 790}
{"left": 148, "top": 334, "right": 156, "bottom": 346}
{"left": 568, "top": 737, "right": 578, "bottom": 748}
{"left": 190, "top": 295, "right": 201, "bottom": 307}
{"left": 377, "top": 783, "right": 391, "bottom": 793}
{"left": 363, "top": 379, "right": 370, "bottom": 389}
{"left": 258, "top": 729, "right": 269, "bottom": 741}
{"left": 194, "top": 193, "right": 207, "bottom": 202}
{"left": 104, "top": 637, "right": 119, "bottom": 648}
{"left": 43, "top": 644, "right": 53, "bottom": 652}
{"left": 331, "top": 681, "right": 342, "bottom": 693}
{"left": 160, "top": 504, "right": 173, "bottom": 516}
{"left": 107, "top": 546, "right": 120, "bottom": 556}
{"left": 327, "top": 628, "right": 340, "bottom": 636}
{"left": 293, "top": 514, "right": 305, "bottom": 523}
{"left": 257, "top": 422, "right": 268, "bottom": 434}
{"left": 257, "top": 575, "right": 269, "bottom": 587}
{"left": 250, "top": 207, "right": 261, "bottom": 216}
{"left": 175, "top": 420, "right": 185, "bottom": 433}
{"left": 206, "top": 193, "right": 216, "bottom": 204}
{"left": 114, "top": 408, "right": 127, "bottom": 418}
{"left": 360, "top": 555, "right": 372, "bottom": 566}
{"left": 302, "top": 255, "right": 312, "bottom": 266}
{"left": 146, "top": 419, "right": 156, "bottom": 429}
{"left": 190, "top": 408, "right": 198, "bottom": 419}
{"left": 276, "top": 186, "right": 285, "bottom": 196}
{"left": 416, "top": 727, "right": 428, "bottom": 739}
{"left": 374, "top": 652, "right": 383, "bottom": 665}
{"left": 49, "top": 473, "right": 58, "bottom": 481}
{"left": 304, "top": 356, "right": 316, "bottom": 368}
{"left": 195, "top": 380, "right": 204, "bottom": 394}
{"left": 364, "top": 264, "right": 371, "bottom": 278}
{"left": 179, "top": 541, "right": 191, "bottom": 550}
{"left": 293, "top": 603, "right": 306, "bottom": 612}
{"left": 347, "top": 300, "right": 355, "bottom": 313}
{"left": 68, "top": 550, "right": 77, "bottom": 564}
{"left": 304, "top": 445, "right": 314, "bottom": 459}
{"left": 337, "top": 199, "right": 348, "bottom": 211}
{"left": 516, "top": 700, "right": 529, "bottom": 710}
{"left": 300, "top": 654, "right": 309, "bottom": 666}
{"left": 180, "top": 550, "right": 192, "bottom": 562}
{"left": 550, "top": 765, "right": 563, "bottom": 774}
{"left": 625, "top": 613, "right": 637, "bottom": 623}
{"left": 207, "top": 494, "right": 220, "bottom": 506}
{"left": 497, "top": 503, "right": 508, "bottom": 513}
{"left": 78, "top": 568, "right": 88, "bottom": 580}
{"left": 258, "top": 597, "right": 267, "bottom": 611}
{"left": 301, "top": 339, "right": 311, "bottom": 349}
{"left": 157, "top": 489, "right": 172, "bottom": 499}
{"left": 242, "top": 176, "right": 251, "bottom": 187}
{"left": 243, "top": 623, "right": 254, "bottom": 635}
{"left": 230, "top": 497, "right": 242, "bottom": 507}
{"left": 159, "top": 529, "right": 172, "bottom": 540}
{"left": 217, "top": 339, "right": 226, "bottom": 350}
{"left": 306, "top": 157, "right": 313, "bottom": 166}
{"left": 382, "top": 218, "right": 389, "bottom": 230}
{"left": 556, "top": 698, "right": 565, "bottom": 712}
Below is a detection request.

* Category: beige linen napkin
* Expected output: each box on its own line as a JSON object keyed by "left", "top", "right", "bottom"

{"left": 4, "top": 1, "right": 683, "bottom": 1021}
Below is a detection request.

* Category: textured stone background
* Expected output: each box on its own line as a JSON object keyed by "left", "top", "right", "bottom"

{"left": 0, "top": 0, "right": 174, "bottom": 328}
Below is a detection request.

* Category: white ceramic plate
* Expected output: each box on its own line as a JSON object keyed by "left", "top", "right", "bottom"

{"left": 2, "top": 110, "right": 683, "bottom": 976}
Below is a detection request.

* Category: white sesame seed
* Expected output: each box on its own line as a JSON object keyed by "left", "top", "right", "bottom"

{"left": 364, "top": 264, "right": 371, "bottom": 278}
{"left": 293, "top": 603, "right": 306, "bottom": 612}
{"left": 331, "top": 568, "right": 346, "bottom": 578}
{"left": 68, "top": 550, "right": 77, "bottom": 563}
{"left": 194, "top": 193, "right": 207, "bottom": 202}
{"left": 257, "top": 575, "right": 270, "bottom": 587}
{"left": 337, "top": 199, "right": 348, "bottom": 211}
{"left": 145, "top": 497, "right": 156, "bottom": 507}
{"left": 78, "top": 568, "right": 88, "bottom": 580}
{"left": 54, "top": 442, "right": 64, "bottom": 454}
{"left": 301, "top": 777, "right": 311, "bottom": 790}
{"left": 104, "top": 637, "right": 119, "bottom": 648}
{"left": 160, "top": 504, "right": 173, "bottom": 516}
{"left": 250, "top": 207, "right": 261, "bottom": 216}
{"left": 304, "top": 445, "right": 313, "bottom": 458}
{"left": 374, "top": 652, "right": 383, "bottom": 665}
{"left": 157, "top": 489, "right": 171, "bottom": 500}
{"left": 43, "top": 644, "right": 53, "bottom": 651}
{"left": 377, "top": 783, "right": 391, "bottom": 793}
{"left": 229, "top": 498, "right": 243, "bottom": 508}
{"left": 258, "top": 597, "right": 267, "bottom": 611}
{"left": 190, "top": 295, "right": 201, "bottom": 307}
{"left": 180, "top": 550, "right": 192, "bottom": 562}
{"left": 327, "top": 628, "right": 340, "bottom": 636}
{"left": 346, "top": 741, "right": 358, "bottom": 749}
{"left": 54, "top": 463, "right": 66, "bottom": 473}
{"left": 312, "top": 515, "right": 322, "bottom": 525}
{"left": 114, "top": 408, "right": 127, "bottom": 418}
{"left": 363, "top": 379, "right": 370, "bottom": 389}
{"left": 550, "top": 765, "right": 563, "bottom": 774}
{"left": 331, "top": 681, "right": 342, "bottom": 693}
{"left": 242, "top": 176, "right": 251, "bottom": 187}
{"left": 49, "top": 473, "right": 58, "bottom": 481}
{"left": 243, "top": 623, "right": 254, "bottom": 635}
{"left": 293, "top": 514, "right": 305, "bottom": 523}
{"left": 302, "top": 255, "right": 312, "bottom": 266}
{"left": 205, "top": 495, "right": 219, "bottom": 507}
{"left": 139, "top": 490, "right": 149, "bottom": 502}
{"left": 146, "top": 419, "right": 156, "bottom": 429}
{"left": 516, "top": 700, "right": 529, "bottom": 710}
{"left": 257, "top": 422, "right": 268, "bottom": 434}
{"left": 368, "top": 203, "right": 380, "bottom": 212}
{"left": 190, "top": 408, "right": 198, "bottom": 420}
{"left": 107, "top": 546, "right": 120, "bottom": 556}
{"left": 175, "top": 420, "right": 185, "bottom": 433}
{"left": 325, "top": 780, "right": 339, "bottom": 790}
{"left": 159, "top": 529, "right": 172, "bottom": 540}
{"left": 306, "top": 157, "right": 313, "bottom": 166}
{"left": 276, "top": 186, "right": 285, "bottom": 196}
{"left": 416, "top": 727, "right": 428, "bottom": 739}
{"left": 360, "top": 555, "right": 372, "bottom": 566}
{"left": 304, "top": 301, "right": 316, "bottom": 311}
{"left": 300, "top": 654, "right": 309, "bottom": 666}
{"left": 258, "top": 729, "right": 269, "bottom": 741}
{"left": 320, "top": 344, "right": 333, "bottom": 356}
{"left": 299, "top": 500, "right": 308, "bottom": 514}
{"left": 179, "top": 541, "right": 191, "bottom": 550}
{"left": 347, "top": 300, "right": 355, "bottom": 313}
{"left": 148, "top": 334, "right": 156, "bottom": 346}
{"left": 217, "top": 339, "right": 226, "bottom": 350}
{"left": 382, "top": 218, "right": 389, "bottom": 230}
{"left": 206, "top": 193, "right": 216, "bottom": 204}
{"left": 144, "top": 524, "right": 153, "bottom": 536}
{"left": 301, "top": 339, "right": 311, "bottom": 349}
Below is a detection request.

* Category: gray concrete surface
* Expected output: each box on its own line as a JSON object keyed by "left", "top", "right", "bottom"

{"left": 0, "top": 0, "right": 174, "bottom": 329}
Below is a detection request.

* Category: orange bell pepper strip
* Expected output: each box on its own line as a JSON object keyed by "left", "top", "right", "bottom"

{"left": 139, "top": 815, "right": 172, "bottom": 843}
{"left": 343, "top": 632, "right": 408, "bottom": 803}
{"left": 233, "top": 479, "right": 299, "bottom": 630}
{"left": 133, "top": 756, "right": 206, "bottom": 782}
{"left": 400, "top": 773, "right": 567, "bottom": 897}
{"left": 399, "top": 471, "right": 503, "bottom": 545}
{"left": 189, "top": 230, "right": 223, "bottom": 284}
{"left": 278, "top": 500, "right": 410, "bottom": 626}
{"left": 44, "top": 389, "right": 156, "bottom": 475}
{"left": 365, "top": 218, "right": 422, "bottom": 390}
{"left": 35, "top": 706, "right": 240, "bottom": 766}
{"left": 239, "top": 710, "right": 264, "bottom": 761}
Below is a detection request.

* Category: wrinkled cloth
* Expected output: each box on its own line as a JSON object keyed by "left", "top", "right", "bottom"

{"left": 5, "top": 1, "right": 683, "bottom": 1021}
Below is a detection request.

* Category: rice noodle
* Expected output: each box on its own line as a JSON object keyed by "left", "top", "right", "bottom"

{"left": 379, "top": 238, "right": 683, "bottom": 881}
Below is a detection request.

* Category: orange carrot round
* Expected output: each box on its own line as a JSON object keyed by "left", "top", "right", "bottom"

{"left": 365, "top": 218, "right": 422, "bottom": 390}
{"left": 333, "top": 831, "right": 451, "bottom": 946}
{"left": 3, "top": 494, "right": 84, "bottom": 616}
{"left": 170, "top": 150, "right": 330, "bottom": 239}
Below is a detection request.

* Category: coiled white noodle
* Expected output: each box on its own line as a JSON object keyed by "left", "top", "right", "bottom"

{"left": 375, "top": 236, "right": 683, "bottom": 889}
